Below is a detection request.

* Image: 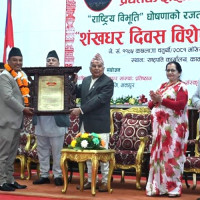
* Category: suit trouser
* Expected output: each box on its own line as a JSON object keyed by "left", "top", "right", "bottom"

{"left": 0, "top": 126, "right": 20, "bottom": 185}
{"left": 86, "top": 133, "right": 110, "bottom": 183}
{"left": 36, "top": 135, "right": 65, "bottom": 178}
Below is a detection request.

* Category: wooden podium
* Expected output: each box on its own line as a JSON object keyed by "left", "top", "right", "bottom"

{"left": 23, "top": 66, "right": 81, "bottom": 115}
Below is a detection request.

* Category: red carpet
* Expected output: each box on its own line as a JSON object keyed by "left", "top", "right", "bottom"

{"left": 0, "top": 165, "right": 199, "bottom": 200}
{"left": 0, "top": 194, "right": 63, "bottom": 200}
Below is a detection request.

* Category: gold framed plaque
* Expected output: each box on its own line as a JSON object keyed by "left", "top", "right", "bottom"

{"left": 38, "top": 75, "right": 64, "bottom": 111}
{"left": 22, "top": 66, "right": 81, "bottom": 114}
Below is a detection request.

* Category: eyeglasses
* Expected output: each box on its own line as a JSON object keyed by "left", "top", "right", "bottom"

{"left": 166, "top": 69, "right": 177, "bottom": 73}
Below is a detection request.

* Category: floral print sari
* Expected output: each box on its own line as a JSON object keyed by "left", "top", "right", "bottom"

{"left": 146, "top": 81, "right": 188, "bottom": 196}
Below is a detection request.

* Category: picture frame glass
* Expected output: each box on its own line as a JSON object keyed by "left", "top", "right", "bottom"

{"left": 38, "top": 75, "right": 64, "bottom": 111}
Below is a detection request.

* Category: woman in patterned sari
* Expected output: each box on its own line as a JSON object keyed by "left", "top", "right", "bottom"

{"left": 146, "top": 61, "right": 189, "bottom": 197}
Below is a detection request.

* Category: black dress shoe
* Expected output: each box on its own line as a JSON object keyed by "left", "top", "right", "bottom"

{"left": 33, "top": 177, "right": 50, "bottom": 185}
{"left": 54, "top": 177, "right": 63, "bottom": 186}
{"left": 7, "top": 181, "right": 27, "bottom": 189}
{"left": 0, "top": 183, "right": 15, "bottom": 191}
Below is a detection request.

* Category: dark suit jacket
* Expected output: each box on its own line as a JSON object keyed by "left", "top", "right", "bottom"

{"left": 76, "top": 73, "right": 114, "bottom": 133}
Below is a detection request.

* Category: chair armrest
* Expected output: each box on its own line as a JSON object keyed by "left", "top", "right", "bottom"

{"left": 194, "top": 139, "right": 200, "bottom": 157}
{"left": 24, "top": 134, "right": 37, "bottom": 151}
{"left": 136, "top": 136, "right": 148, "bottom": 165}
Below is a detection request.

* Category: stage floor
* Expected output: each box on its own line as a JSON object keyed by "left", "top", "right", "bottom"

{"left": 0, "top": 164, "right": 200, "bottom": 200}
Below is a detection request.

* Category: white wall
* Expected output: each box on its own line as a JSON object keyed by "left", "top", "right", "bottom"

{"left": 0, "top": 0, "right": 66, "bottom": 66}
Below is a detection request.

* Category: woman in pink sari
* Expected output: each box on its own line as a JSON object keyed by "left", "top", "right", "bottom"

{"left": 146, "top": 61, "right": 189, "bottom": 197}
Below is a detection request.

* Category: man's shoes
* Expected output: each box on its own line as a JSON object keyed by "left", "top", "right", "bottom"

{"left": 7, "top": 181, "right": 27, "bottom": 189}
{"left": 33, "top": 177, "right": 50, "bottom": 185}
{"left": 0, "top": 183, "right": 15, "bottom": 191}
{"left": 54, "top": 177, "right": 63, "bottom": 186}
{"left": 76, "top": 182, "right": 91, "bottom": 190}
{"left": 98, "top": 182, "right": 108, "bottom": 192}
{"left": 76, "top": 181, "right": 100, "bottom": 190}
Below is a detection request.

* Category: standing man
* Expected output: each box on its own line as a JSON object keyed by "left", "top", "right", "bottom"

{"left": 33, "top": 50, "right": 70, "bottom": 186}
{"left": 70, "top": 53, "right": 114, "bottom": 192}
{"left": 0, "top": 47, "right": 34, "bottom": 191}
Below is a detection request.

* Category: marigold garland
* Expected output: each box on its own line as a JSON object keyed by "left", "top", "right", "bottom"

{"left": 4, "top": 63, "right": 30, "bottom": 107}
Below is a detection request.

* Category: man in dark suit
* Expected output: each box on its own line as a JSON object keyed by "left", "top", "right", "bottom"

{"left": 33, "top": 50, "right": 70, "bottom": 186}
{"left": 70, "top": 53, "right": 114, "bottom": 192}
{"left": 0, "top": 47, "right": 34, "bottom": 191}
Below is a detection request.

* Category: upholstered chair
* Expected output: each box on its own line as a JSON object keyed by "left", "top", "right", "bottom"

{"left": 184, "top": 118, "right": 200, "bottom": 189}
{"left": 16, "top": 116, "right": 35, "bottom": 179}
{"left": 16, "top": 133, "right": 29, "bottom": 179}
{"left": 109, "top": 111, "right": 123, "bottom": 150}
{"left": 64, "top": 114, "right": 80, "bottom": 147}
{"left": 110, "top": 107, "right": 151, "bottom": 189}
{"left": 63, "top": 114, "right": 80, "bottom": 182}
{"left": 26, "top": 134, "right": 40, "bottom": 180}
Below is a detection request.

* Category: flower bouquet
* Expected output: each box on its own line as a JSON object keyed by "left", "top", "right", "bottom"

{"left": 68, "top": 132, "right": 106, "bottom": 150}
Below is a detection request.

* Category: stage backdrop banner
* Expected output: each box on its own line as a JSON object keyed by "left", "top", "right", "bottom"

{"left": 65, "top": 0, "right": 200, "bottom": 101}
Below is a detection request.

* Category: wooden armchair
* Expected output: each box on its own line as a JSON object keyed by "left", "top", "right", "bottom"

{"left": 16, "top": 133, "right": 30, "bottom": 179}
{"left": 63, "top": 114, "right": 80, "bottom": 182}
{"left": 16, "top": 116, "right": 35, "bottom": 179}
{"left": 110, "top": 107, "right": 151, "bottom": 189}
{"left": 184, "top": 118, "right": 200, "bottom": 189}
{"left": 26, "top": 133, "right": 40, "bottom": 180}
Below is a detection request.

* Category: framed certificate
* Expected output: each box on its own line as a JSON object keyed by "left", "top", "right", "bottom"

{"left": 38, "top": 75, "right": 64, "bottom": 111}
{"left": 23, "top": 66, "right": 81, "bottom": 115}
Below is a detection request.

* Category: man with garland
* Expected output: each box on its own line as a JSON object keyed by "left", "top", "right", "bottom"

{"left": 32, "top": 50, "right": 70, "bottom": 186}
{"left": 0, "top": 47, "right": 34, "bottom": 191}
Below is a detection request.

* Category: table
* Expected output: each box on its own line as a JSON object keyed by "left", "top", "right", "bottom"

{"left": 60, "top": 149, "right": 115, "bottom": 196}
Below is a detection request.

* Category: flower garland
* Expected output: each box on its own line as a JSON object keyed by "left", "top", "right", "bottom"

{"left": 4, "top": 63, "right": 30, "bottom": 107}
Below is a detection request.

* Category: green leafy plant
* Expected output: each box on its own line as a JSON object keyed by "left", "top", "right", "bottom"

{"left": 111, "top": 94, "right": 148, "bottom": 105}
